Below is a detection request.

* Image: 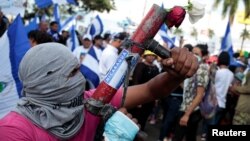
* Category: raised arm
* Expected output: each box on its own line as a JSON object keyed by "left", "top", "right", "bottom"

{"left": 124, "top": 47, "right": 198, "bottom": 109}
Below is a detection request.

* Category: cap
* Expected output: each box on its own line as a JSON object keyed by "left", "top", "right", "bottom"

{"left": 103, "top": 33, "right": 111, "bottom": 40}
{"left": 94, "top": 34, "right": 103, "bottom": 40}
{"left": 82, "top": 34, "right": 92, "bottom": 41}
{"left": 112, "top": 32, "right": 128, "bottom": 41}
{"left": 143, "top": 50, "right": 157, "bottom": 57}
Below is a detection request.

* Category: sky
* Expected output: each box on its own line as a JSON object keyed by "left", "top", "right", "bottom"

{"left": 89, "top": 0, "right": 250, "bottom": 52}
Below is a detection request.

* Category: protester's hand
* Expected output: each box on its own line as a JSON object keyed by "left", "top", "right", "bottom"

{"left": 179, "top": 114, "right": 189, "bottom": 126}
{"left": 162, "top": 47, "right": 198, "bottom": 79}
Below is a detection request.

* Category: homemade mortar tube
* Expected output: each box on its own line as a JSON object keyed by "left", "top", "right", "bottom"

{"left": 89, "top": 4, "right": 168, "bottom": 113}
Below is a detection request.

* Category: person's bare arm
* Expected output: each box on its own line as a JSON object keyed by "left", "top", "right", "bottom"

{"left": 179, "top": 86, "right": 204, "bottom": 126}
{"left": 124, "top": 47, "right": 198, "bottom": 109}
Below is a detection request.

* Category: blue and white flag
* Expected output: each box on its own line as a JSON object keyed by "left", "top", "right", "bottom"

{"left": 0, "top": 15, "right": 30, "bottom": 118}
{"left": 158, "top": 24, "right": 176, "bottom": 48}
{"left": 25, "top": 16, "right": 39, "bottom": 33}
{"left": 87, "top": 15, "right": 104, "bottom": 38}
{"left": 158, "top": 3, "right": 175, "bottom": 48}
{"left": 80, "top": 47, "right": 100, "bottom": 88}
{"left": 69, "top": 25, "right": 79, "bottom": 52}
{"left": 60, "top": 16, "right": 76, "bottom": 32}
{"left": 35, "top": 0, "right": 77, "bottom": 8}
{"left": 53, "top": 4, "right": 61, "bottom": 31}
{"left": 221, "top": 21, "right": 234, "bottom": 64}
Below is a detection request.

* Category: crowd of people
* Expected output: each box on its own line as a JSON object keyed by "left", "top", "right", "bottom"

{"left": 0, "top": 11, "right": 249, "bottom": 141}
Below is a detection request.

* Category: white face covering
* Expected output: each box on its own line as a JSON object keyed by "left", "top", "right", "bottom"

{"left": 15, "top": 43, "right": 86, "bottom": 140}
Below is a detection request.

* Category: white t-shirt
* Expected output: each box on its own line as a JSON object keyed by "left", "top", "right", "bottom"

{"left": 72, "top": 46, "right": 90, "bottom": 62}
{"left": 93, "top": 46, "right": 103, "bottom": 61}
{"left": 99, "top": 44, "right": 119, "bottom": 81}
{"left": 215, "top": 68, "right": 234, "bottom": 108}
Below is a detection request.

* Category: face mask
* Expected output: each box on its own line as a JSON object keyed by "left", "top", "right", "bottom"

{"left": 195, "top": 55, "right": 202, "bottom": 63}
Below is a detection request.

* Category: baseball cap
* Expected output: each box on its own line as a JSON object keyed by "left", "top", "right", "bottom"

{"left": 112, "top": 32, "right": 129, "bottom": 41}
{"left": 94, "top": 34, "right": 103, "bottom": 40}
{"left": 143, "top": 50, "right": 157, "bottom": 57}
{"left": 82, "top": 34, "right": 92, "bottom": 41}
{"left": 103, "top": 33, "right": 111, "bottom": 40}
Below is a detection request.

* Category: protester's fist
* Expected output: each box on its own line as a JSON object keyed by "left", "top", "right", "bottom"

{"left": 162, "top": 47, "right": 198, "bottom": 78}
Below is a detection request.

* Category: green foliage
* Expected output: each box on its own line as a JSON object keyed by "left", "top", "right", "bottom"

{"left": 240, "top": 28, "right": 250, "bottom": 39}
{"left": 80, "top": 0, "right": 115, "bottom": 12}
{"left": 23, "top": 0, "right": 116, "bottom": 21}
{"left": 213, "top": 0, "right": 250, "bottom": 24}
{"left": 173, "top": 28, "right": 183, "bottom": 36}
{"left": 208, "top": 28, "right": 215, "bottom": 38}
{"left": 190, "top": 27, "right": 198, "bottom": 40}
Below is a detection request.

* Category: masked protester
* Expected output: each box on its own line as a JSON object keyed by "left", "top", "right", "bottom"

{"left": 0, "top": 43, "right": 198, "bottom": 141}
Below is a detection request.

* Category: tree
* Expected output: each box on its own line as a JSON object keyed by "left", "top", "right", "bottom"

{"left": 173, "top": 28, "right": 183, "bottom": 37}
{"left": 80, "top": 0, "right": 115, "bottom": 12}
{"left": 240, "top": 25, "right": 250, "bottom": 51}
{"left": 213, "top": 0, "right": 250, "bottom": 24}
{"left": 208, "top": 28, "right": 215, "bottom": 39}
{"left": 190, "top": 27, "right": 198, "bottom": 41}
{"left": 23, "top": 0, "right": 115, "bottom": 21}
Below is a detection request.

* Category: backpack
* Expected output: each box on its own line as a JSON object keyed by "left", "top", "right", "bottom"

{"left": 199, "top": 63, "right": 218, "bottom": 119}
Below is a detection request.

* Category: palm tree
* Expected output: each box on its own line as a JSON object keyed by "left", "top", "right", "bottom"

{"left": 173, "top": 28, "right": 183, "bottom": 37}
{"left": 213, "top": 0, "right": 250, "bottom": 24}
{"left": 240, "top": 25, "right": 250, "bottom": 51}
{"left": 190, "top": 27, "right": 198, "bottom": 41}
{"left": 208, "top": 28, "right": 215, "bottom": 39}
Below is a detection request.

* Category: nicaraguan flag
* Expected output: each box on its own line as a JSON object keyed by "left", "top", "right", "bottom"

{"left": 0, "top": 15, "right": 30, "bottom": 118}
{"left": 158, "top": 24, "right": 175, "bottom": 48}
{"left": 60, "top": 16, "right": 76, "bottom": 32}
{"left": 53, "top": 4, "right": 61, "bottom": 31}
{"left": 69, "top": 25, "right": 79, "bottom": 52}
{"left": 80, "top": 47, "right": 100, "bottom": 88}
{"left": 221, "top": 21, "right": 234, "bottom": 64}
{"left": 158, "top": 3, "right": 175, "bottom": 48}
{"left": 87, "top": 15, "right": 104, "bottom": 37}
{"left": 25, "top": 16, "right": 39, "bottom": 33}
{"left": 35, "top": 0, "right": 77, "bottom": 8}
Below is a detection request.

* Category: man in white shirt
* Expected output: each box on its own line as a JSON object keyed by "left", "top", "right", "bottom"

{"left": 99, "top": 32, "right": 128, "bottom": 81}
{"left": 73, "top": 34, "right": 92, "bottom": 62}
{"left": 214, "top": 52, "right": 234, "bottom": 121}
{"left": 92, "top": 35, "right": 104, "bottom": 61}
{"left": 103, "top": 33, "right": 111, "bottom": 48}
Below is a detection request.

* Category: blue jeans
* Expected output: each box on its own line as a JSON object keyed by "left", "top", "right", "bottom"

{"left": 159, "top": 95, "right": 182, "bottom": 140}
